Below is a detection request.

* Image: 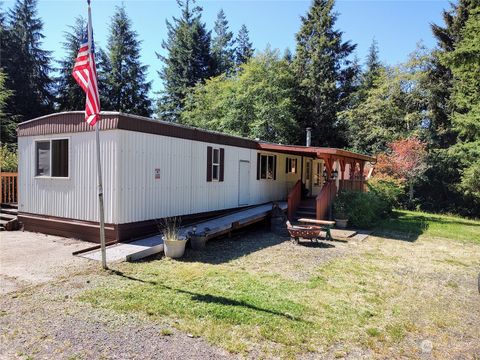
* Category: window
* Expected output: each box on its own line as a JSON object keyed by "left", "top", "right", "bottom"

{"left": 212, "top": 148, "right": 220, "bottom": 181}
{"left": 206, "top": 146, "right": 224, "bottom": 182}
{"left": 258, "top": 154, "right": 276, "bottom": 180}
{"left": 305, "top": 161, "right": 311, "bottom": 181}
{"left": 314, "top": 162, "right": 321, "bottom": 186}
{"left": 35, "top": 139, "right": 69, "bottom": 177}
{"left": 285, "top": 158, "right": 297, "bottom": 174}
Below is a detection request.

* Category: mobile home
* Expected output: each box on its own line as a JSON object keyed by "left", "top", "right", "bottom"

{"left": 17, "top": 112, "right": 374, "bottom": 242}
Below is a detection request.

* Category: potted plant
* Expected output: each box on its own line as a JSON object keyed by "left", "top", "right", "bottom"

{"left": 333, "top": 192, "right": 350, "bottom": 229}
{"left": 157, "top": 218, "right": 187, "bottom": 259}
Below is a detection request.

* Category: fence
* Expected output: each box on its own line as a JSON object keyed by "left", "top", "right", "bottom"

{"left": 0, "top": 172, "right": 18, "bottom": 204}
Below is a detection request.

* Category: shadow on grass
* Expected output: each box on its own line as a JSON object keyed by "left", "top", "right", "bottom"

{"left": 108, "top": 268, "right": 305, "bottom": 322}
{"left": 373, "top": 212, "right": 429, "bottom": 242}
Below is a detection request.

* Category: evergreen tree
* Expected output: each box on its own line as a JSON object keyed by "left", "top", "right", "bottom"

{"left": 293, "top": 0, "right": 356, "bottom": 147}
{"left": 4, "top": 0, "right": 53, "bottom": 124}
{"left": 211, "top": 9, "right": 235, "bottom": 76}
{"left": 234, "top": 24, "right": 254, "bottom": 67}
{"left": 56, "top": 16, "right": 86, "bottom": 111}
{"left": 0, "top": 69, "right": 16, "bottom": 144}
{"left": 362, "top": 39, "right": 382, "bottom": 89}
{"left": 157, "top": 0, "right": 212, "bottom": 121}
{"left": 104, "top": 5, "right": 152, "bottom": 117}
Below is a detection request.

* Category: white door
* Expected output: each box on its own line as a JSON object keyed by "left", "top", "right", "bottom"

{"left": 238, "top": 160, "right": 250, "bottom": 206}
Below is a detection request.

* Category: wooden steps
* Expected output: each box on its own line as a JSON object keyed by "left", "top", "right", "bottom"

{"left": 0, "top": 203, "right": 19, "bottom": 231}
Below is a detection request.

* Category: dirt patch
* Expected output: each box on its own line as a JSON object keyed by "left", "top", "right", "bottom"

{"left": 0, "top": 231, "right": 92, "bottom": 294}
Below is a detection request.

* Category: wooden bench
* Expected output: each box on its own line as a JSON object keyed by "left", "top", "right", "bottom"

{"left": 297, "top": 218, "right": 336, "bottom": 240}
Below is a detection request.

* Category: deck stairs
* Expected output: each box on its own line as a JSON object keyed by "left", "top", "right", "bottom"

{"left": 294, "top": 197, "right": 317, "bottom": 221}
{"left": 0, "top": 203, "right": 19, "bottom": 231}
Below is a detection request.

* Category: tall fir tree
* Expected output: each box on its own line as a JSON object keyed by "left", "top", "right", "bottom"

{"left": 362, "top": 39, "right": 382, "bottom": 90}
{"left": 104, "top": 5, "right": 152, "bottom": 117}
{"left": 157, "top": 0, "right": 212, "bottom": 121}
{"left": 293, "top": 0, "right": 356, "bottom": 147}
{"left": 415, "top": 0, "right": 479, "bottom": 216}
{"left": 56, "top": 16, "right": 87, "bottom": 111}
{"left": 211, "top": 9, "right": 235, "bottom": 76}
{"left": 234, "top": 24, "right": 254, "bottom": 68}
{"left": 4, "top": 0, "right": 53, "bottom": 125}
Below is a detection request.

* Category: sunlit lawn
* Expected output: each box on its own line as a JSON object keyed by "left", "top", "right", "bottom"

{"left": 80, "top": 211, "right": 480, "bottom": 358}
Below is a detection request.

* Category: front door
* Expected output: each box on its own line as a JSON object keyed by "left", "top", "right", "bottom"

{"left": 238, "top": 160, "right": 250, "bottom": 206}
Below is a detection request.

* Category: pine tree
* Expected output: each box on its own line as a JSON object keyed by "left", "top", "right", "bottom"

{"left": 234, "top": 24, "right": 254, "bottom": 67}
{"left": 4, "top": 0, "right": 53, "bottom": 123}
{"left": 362, "top": 39, "right": 382, "bottom": 89}
{"left": 211, "top": 9, "right": 235, "bottom": 76}
{"left": 293, "top": 0, "right": 356, "bottom": 147}
{"left": 56, "top": 16, "right": 86, "bottom": 111}
{"left": 104, "top": 5, "right": 152, "bottom": 117}
{"left": 0, "top": 69, "right": 16, "bottom": 144}
{"left": 157, "top": 0, "right": 212, "bottom": 121}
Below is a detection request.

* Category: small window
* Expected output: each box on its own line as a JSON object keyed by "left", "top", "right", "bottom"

{"left": 305, "top": 161, "right": 311, "bottom": 181}
{"left": 35, "top": 139, "right": 69, "bottom": 177}
{"left": 212, "top": 148, "right": 220, "bottom": 181}
{"left": 260, "top": 154, "right": 276, "bottom": 180}
{"left": 286, "top": 158, "right": 297, "bottom": 173}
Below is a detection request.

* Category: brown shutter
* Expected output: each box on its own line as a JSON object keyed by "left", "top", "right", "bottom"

{"left": 206, "top": 146, "right": 212, "bottom": 182}
{"left": 256, "top": 153, "right": 261, "bottom": 180}
{"left": 219, "top": 148, "right": 225, "bottom": 182}
{"left": 273, "top": 155, "right": 277, "bottom": 180}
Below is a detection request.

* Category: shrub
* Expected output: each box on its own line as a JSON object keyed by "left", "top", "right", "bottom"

{"left": 335, "top": 181, "right": 402, "bottom": 229}
{"left": 0, "top": 144, "right": 17, "bottom": 172}
{"left": 367, "top": 176, "right": 403, "bottom": 216}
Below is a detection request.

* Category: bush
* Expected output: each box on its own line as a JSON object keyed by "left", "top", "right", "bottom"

{"left": 0, "top": 144, "right": 17, "bottom": 172}
{"left": 367, "top": 176, "right": 403, "bottom": 216}
{"left": 335, "top": 178, "right": 402, "bottom": 229}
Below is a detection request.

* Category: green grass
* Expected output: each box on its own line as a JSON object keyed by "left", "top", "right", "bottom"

{"left": 79, "top": 210, "right": 480, "bottom": 358}
{"left": 376, "top": 210, "right": 480, "bottom": 243}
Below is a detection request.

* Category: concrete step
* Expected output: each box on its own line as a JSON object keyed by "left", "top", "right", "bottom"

{"left": 1, "top": 208, "right": 18, "bottom": 216}
{"left": 1, "top": 203, "right": 18, "bottom": 209}
{"left": 0, "top": 213, "right": 16, "bottom": 221}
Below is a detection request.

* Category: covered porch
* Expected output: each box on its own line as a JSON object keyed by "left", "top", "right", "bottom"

{"left": 257, "top": 144, "right": 376, "bottom": 221}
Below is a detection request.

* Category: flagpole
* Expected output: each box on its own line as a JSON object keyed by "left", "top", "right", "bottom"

{"left": 88, "top": 0, "right": 107, "bottom": 270}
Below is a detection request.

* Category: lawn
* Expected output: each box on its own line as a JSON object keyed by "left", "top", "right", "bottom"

{"left": 80, "top": 211, "right": 480, "bottom": 358}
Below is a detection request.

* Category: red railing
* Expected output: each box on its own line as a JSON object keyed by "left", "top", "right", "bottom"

{"left": 316, "top": 180, "right": 337, "bottom": 220}
{"left": 287, "top": 180, "right": 302, "bottom": 220}
{"left": 0, "top": 172, "right": 18, "bottom": 204}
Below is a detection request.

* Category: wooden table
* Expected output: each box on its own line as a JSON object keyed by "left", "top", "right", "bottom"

{"left": 297, "top": 218, "right": 336, "bottom": 240}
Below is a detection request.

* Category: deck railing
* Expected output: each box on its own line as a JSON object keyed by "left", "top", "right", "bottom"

{"left": 0, "top": 172, "right": 18, "bottom": 204}
{"left": 316, "top": 180, "right": 337, "bottom": 220}
{"left": 339, "top": 179, "right": 365, "bottom": 192}
{"left": 287, "top": 180, "right": 302, "bottom": 220}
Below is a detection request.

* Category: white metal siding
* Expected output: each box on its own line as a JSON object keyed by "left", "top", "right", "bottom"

{"left": 18, "top": 131, "right": 119, "bottom": 223}
{"left": 117, "top": 131, "right": 302, "bottom": 224}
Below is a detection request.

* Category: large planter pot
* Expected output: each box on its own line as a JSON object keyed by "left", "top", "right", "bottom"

{"left": 335, "top": 218, "right": 348, "bottom": 229}
{"left": 163, "top": 236, "right": 187, "bottom": 259}
{"left": 190, "top": 235, "right": 208, "bottom": 250}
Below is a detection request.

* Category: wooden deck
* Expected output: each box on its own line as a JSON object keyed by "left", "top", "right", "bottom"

{"left": 78, "top": 202, "right": 287, "bottom": 262}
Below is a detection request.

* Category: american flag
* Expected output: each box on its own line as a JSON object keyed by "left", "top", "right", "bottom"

{"left": 72, "top": 7, "right": 100, "bottom": 126}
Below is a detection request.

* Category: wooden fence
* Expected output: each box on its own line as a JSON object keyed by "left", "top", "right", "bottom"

{"left": 0, "top": 172, "right": 18, "bottom": 204}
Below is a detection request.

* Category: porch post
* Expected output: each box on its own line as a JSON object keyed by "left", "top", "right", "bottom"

{"left": 359, "top": 161, "right": 365, "bottom": 192}
{"left": 339, "top": 158, "right": 346, "bottom": 192}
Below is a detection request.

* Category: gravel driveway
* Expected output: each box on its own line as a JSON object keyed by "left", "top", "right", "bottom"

{"left": 0, "top": 231, "right": 90, "bottom": 294}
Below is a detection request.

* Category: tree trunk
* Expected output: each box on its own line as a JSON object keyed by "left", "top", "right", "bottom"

{"left": 409, "top": 180, "right": 414, "bottom": 205}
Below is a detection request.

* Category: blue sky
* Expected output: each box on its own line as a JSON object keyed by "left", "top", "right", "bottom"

{"left": 4, "top": 0, "right": 450, "bottom": 94}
